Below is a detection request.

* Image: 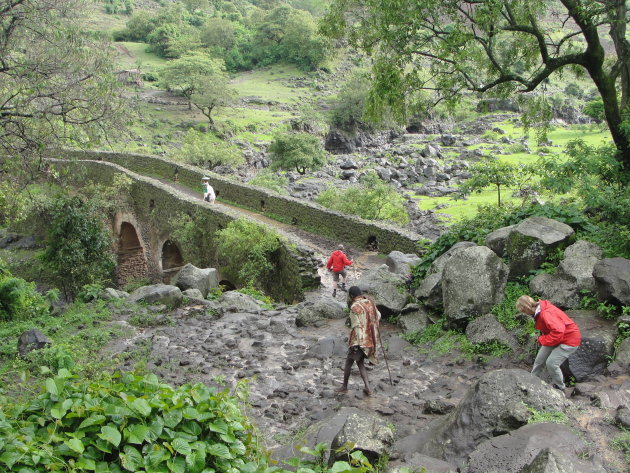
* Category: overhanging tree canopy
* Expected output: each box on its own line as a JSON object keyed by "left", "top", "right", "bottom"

{"left": 322, "top": 0, "right": 630, "bottom": 173}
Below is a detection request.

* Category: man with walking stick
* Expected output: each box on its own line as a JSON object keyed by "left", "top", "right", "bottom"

{"left": 335, "top": 286, "right": 382, "bottom": 396}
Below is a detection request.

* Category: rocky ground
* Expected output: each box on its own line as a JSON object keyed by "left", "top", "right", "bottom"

{"left": 102, "top": 259, "right": 629, "bottom": 473}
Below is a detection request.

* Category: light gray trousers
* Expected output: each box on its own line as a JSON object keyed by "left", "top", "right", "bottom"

{"left": 531, "top": 344, "right": 579, "bottom": 389}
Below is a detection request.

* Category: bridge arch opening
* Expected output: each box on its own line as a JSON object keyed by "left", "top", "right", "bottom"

{"left": 366, "top": 236, "right": 379, "bottom": 251}
{"left": 117, "top": 222, "right": 148, "bottom": 286}
{"left": 161, "top": 240, "right": 184, "bottom": 282}
{"left": 219, "top": 280, "right": 236, "bottom": 291}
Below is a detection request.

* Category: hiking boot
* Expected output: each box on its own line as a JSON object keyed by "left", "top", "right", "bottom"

{"left": 340, "top": 283, "right": 346, "bottom": 291}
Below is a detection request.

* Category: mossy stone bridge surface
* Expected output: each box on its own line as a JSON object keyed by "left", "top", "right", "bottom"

{"left": 52, "top": 150, "right": 423, "bottom": 301}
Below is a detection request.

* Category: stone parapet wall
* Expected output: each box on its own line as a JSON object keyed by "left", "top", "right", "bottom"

{"left": 48, "top": 158, "right": 311, "bottom": 302}
{"left": 57, "top": 149, "right": 421, "bottom": 254}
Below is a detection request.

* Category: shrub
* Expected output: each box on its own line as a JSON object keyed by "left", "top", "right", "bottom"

{"left": 0, "top": 275, "right": 47, "bottom": 322}
{"left": 174, "top": 130, "right": 244, "bottom": 169}
{"left": 316, "top": 172, "right": 409, "bottom": 225}
{"left": 268, "top": 132, "right": 328, "bottom": 174}
{"left": 214, "top": 218, "right": 284, "bottom": 290}
{"left": 0, "top": 370, "right": 264, "bottom": 472}
{"left": 247, "top": 170, "right": 288, "bottom": 194}
{"left": 39, "top": 196, "right": 115, "bottom": 300}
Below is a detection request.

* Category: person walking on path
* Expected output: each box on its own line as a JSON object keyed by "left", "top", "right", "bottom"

{"left": 202, "top": 177, "right": 215, "bottom": 203}
{"left": 336, "top": 286, "right": 381, "bottom": 396}
{"left": 327, "top": 244, "right": 352, "bottom": 297}
{"left": 516, "top": 295, "right": 581, "bottom": 391}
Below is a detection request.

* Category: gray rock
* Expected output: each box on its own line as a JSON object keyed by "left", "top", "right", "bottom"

{"left": 440, "top": 134, "right": 457, "bottom": 146}
{"left": 396, "top": 369, "right": 568, "bottom": 467}
{"left": 182, "top": 288, "right": 204, "bottom": 299}
{"left": 339, "top": 158, "right": 359, "bottom": 170}
{"left": 398, "top": 305, "right": 430, "bottom": 333}
{"left": 442, "top": 246, "right": 508, "bottom": 325}
{"left": 466, "top": 314, "right": 519, "bottom": 351}
{"left": 466, "top": 423, "right": 606, "bottom": 473}
{"left": 329, "top": 410, "right": 394, "bottom": 465}
{"left": 100, "top": 287, "right": 129, "bottom": 300}
{"left": 375, "top": 166, "right": 392, "bottom": 182}
{"left": 389, "top": 454, "right": 457, "bottom": 473}
{"left": 295, "top": 297, "right": 347, "bottom": 327}
{"left": 355, "top": 265, "right": 407, "bottom": 315}
{"left": 565, "top": 310, "right": 617, "bottom": 381}
{"left": 615, "top": 405, "right": 630, "bottom": 429}
{"left": 612, "top": 336, "right": 630, "bottom": 371}
{"left": 506, "top": 217, "right": 575, "bottom": 279}
{"left": 386, "top": 250, "right": 421, "bottom": 276}
{"left": 417, "top": 242, "right": 477, "bottom": 310}
{"left": 127, "top": 284, "right": 183, "bottom": 307}
{"left": 18, "top": 329, "right": 52, "bottom": 356}
{"left": 593, "top": 257, "right": 630, "bottom": 305}
{"left": 215, "top": 291, "right": 261, "bottom": 314}
{"left": 171, "top": 264, "right": 218, "bottom": 298}
{"left": 529, "top": 273, "right": 580, "bottom": 309}
{"left": 306, "top": 336, "right": 348, "bottom": 359}
{"left": 559, "top": 240, "right": 602, "bottom": 292}
{"left": 485, "top": 225, "right": 516, "bottom": 257}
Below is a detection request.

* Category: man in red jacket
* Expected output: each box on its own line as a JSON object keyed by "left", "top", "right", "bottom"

{"left": 516, "top": 295, "right": 581, "bottom": 390}
{"left": 327, "top": 244, "right": 353, "bottom": 297}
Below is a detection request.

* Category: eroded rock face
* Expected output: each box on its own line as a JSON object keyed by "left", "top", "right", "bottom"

{"left": 399, "top": 369, "right": 568, "bottom": 467}
{"left": 171, "top": 264, "right": 218, "bottom": 298}
{"left": 127, "top": 284, "right": 182, "bottom": 307}
{"left": 485, "top": 225, "right": 516, "bottom": 258}
{"left": 466, "top": 423, "right": 607, "bottom": 473}
{"left": 329, "top": 410, "right": 394, "bottom": 465}
{"left": 529, "top": 273, "right": 580, "bottom": 309}
{"left": 593, "top": 258, "right": 630, "bottom": 305}
{"left": 442, "top": 246, "right": 508, "bottom": 325}
{"left": 506, "top": 217, "right": 574, "bottom": 279}
{"left": 416, "top": 242, "right": 477, "bottom": 310}
{"left": 214, "top": 291, "right": 261, "bottom": 314}
{"left": 386, "top": 250, "right": 421, "bottom": 276}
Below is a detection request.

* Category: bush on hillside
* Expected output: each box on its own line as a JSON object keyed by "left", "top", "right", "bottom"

{"left": 247, "top": 170, "right": 288, "bottom": 194}
{"left": 316, "top": 172, "right": 409, "bottom": 225}
{"left": 0, "top": 264, "right": 48, "bottom": 322}
{"left": 268, "top": 132, "right": 328, "bottom": 174}
{"left": 174, "top": 130, "right": 244, "bottom": 169}
{"left": 39, "top": 196, "right": 115, "bottom": 300}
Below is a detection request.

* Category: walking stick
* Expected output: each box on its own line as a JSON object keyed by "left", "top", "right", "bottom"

{"left": 376, "top": 327, "right": 393, "bottom": 385}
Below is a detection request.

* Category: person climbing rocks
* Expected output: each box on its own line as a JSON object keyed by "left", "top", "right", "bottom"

{"left": 516, "top": 295, "right": 581, "bottom": 391}
{"left": 335, "top": 286, "right": 381, "bottom": 396}
{"left": 327, "top": 244, "right": 352, "bottom": 297}
{"left": 202, "top": 177, "right": 215, "bottom": 203}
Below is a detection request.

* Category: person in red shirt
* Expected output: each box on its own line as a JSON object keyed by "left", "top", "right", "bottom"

{"left": 516, "top": 295, "right": 581, "bottom": 390}
{"left": 326, "top": 244, "right": 353, "bottom": 297}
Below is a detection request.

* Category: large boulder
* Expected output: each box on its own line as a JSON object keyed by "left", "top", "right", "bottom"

{"left": 394, "top": 369, "right": 568, "bottom": 467}
{"left": 465, "top": 314, "right": 519, "bottom": 351}
{"left": 100, "top": 287, "right": 129, "bottom": 300}
{"left": 274, "top": 407, "right": 393, "bottom": 466}
{"left": 612, "top": 336, "right": 630, "bottom": 372}
{"left": 529, "top": 273, "right": 580, "bottom": 309}
{"left": 354, "top": 264, "right": 408, "bottom": 315}
{"left": 416, "top": 242, "right": 477, "bottom": 310}
{"left": 127, "top": 284, "right": 182, "bottom": 307}
{"left": 214, "top": 291, "right": 261, "bottom": 314}
{"left": 505, "top": 217, "right": 574, "bottom": 279}
{"left": 389, "top": 454, "right": 456, "bottom": 473}
{"left": 466, "top": 423, "right": 607, "bottom": 473}
{"left": 295, "top": 297, "right": 347, "bottom": 327}
{"left": 485, "top": 225, "right": 516, "bottom": 258}
{"left": 171, "top": 264, "right": 218, "bottom": 298}
{"left": 386, "top": 250, "right": 421, "bottom": 276}
{"left": 18, "top": 329, "right": 52, "bottom": 356}
{"left": 565, "top": 310, "right": 617, "bottom": 381}
{"left": 398, "top": 304, "right": 430, "bottom": 333}
{"left": 329, "top": 409, "right": 394, "bottom": 465}
{"left": 306, "top": 336, "right": 348, "bottom": 360}
{"left": 592, "top": 257, "right": 630, "bottom": 305}
{"left": 558, "top": 240, "right": 602, "bottom": 292}
{"left": 442, "top": 246, "right": 508, "bottom": 325}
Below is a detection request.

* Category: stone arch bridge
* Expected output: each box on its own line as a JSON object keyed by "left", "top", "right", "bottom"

{"left": 51, "top": 150, "right": 423, "bottom": 302}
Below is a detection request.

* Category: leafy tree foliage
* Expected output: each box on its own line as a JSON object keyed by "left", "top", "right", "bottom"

{"left": 174, "top": 130, "right": 244, "bottom": 168}
{"left": 323, "top": 0, "right": 630, "bottom": 174}
{"left": 160, "top": 52, "right": 234, "bottom": 119}
{"left": 0, "top": 262, "right": 48, "bottom": 322}
{"left": 40, "top": 196, "right": 115, "bottom": 300}
{"left": 268, "top": 132, "right": 328, "bottom": 174}
{"left": 0, "top": 0, "right": 127, "bottom": 176}
{"left": 458, "top": 158, "right": 526, "bottom": 207}
{"left": 316, "top": 172, "right": 409, "bottom": 224}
